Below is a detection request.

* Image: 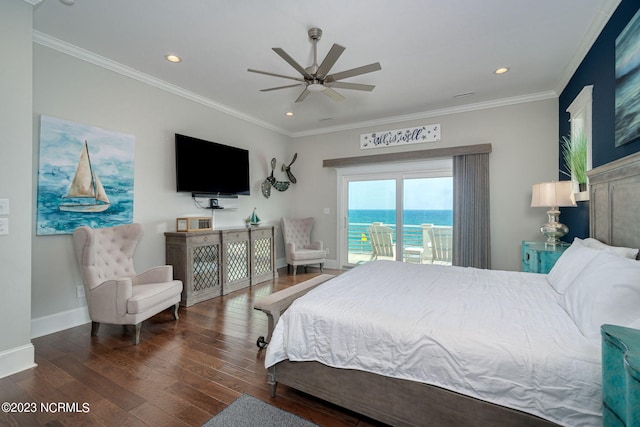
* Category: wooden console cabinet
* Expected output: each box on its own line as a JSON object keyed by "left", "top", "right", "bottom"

{"left": 165, "top": 226, "right": 277, "bottom": 306}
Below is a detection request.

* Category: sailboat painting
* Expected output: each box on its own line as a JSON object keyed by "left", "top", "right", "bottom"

{"left": 37, "top": 115, "right": 134, "bottom": 235}
{"left": 59, "top": 141, "right": 111, "bottom": 213}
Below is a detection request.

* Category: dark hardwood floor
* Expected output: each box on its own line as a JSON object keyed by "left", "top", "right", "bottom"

{"left": 0, "top": 267, "right": 385, "bottom": 427}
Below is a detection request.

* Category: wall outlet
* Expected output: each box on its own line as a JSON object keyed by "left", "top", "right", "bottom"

{"left": 76, "top": 286, "right": 85, "bottom": 298}
{"left": 325, "top": 247, "right": 330, "bottom": 255}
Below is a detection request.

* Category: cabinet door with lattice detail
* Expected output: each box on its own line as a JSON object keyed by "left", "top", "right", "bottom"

{"left": 165, "top": 231, "right": 222, "bottom": 307}
{"left": 250, "top": 227, "right": 276, "bottom": 284}
{"left": 221, "top": 229, "right": 251, "bottom": 295}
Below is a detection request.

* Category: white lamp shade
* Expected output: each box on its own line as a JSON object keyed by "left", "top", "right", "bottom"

{"left": 531, "top": 181, "right": 577, "bottom": 208}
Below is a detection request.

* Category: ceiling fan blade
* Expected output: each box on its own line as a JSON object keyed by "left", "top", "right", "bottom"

{"left": 316, "top": 43, "right": 345, "bottom": 79}
{"left": 321, "top": 87, "right": 345, "bottom": 102}
{"left": 327, "top": 81, "right": 375, "bottom": 92}
{"left": 272, "top": 48, "right": 313, "bottom": 79}
{"left": 247, "top": 69, "right": 305, "bottom": 82}
{"left": 327, "top": 62, "right": 382, "bottom": 81}
{"left": 260, "top": 83, "right": 304, "bottom": 92}
{"left": 295, "top": 88, "right": 310, "bottom": 103}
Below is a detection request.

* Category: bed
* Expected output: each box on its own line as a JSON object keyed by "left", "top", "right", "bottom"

{"left": 263, "top": 151, "right": 640, "bottom": 427}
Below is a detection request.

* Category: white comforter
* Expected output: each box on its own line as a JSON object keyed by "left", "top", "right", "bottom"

{"left": 265, "top": 261, "right": 602, "bottom": 426}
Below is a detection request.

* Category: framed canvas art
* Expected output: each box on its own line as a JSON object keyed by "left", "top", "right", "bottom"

{"left": 615, "top": 8, "right": 640, "bottom": 147}
{"left": 36, "top": 115, "right": 135, "bottom": 235}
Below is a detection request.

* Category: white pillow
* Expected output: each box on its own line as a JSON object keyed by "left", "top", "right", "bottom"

{"left": 562, "top": 250, "right": 640, "bottom": 340}
{"left": 547, "top": 238, "right": 601, "bottom": 294}
{"left": 582, "top": 237, "right": 639, "bottom": 259}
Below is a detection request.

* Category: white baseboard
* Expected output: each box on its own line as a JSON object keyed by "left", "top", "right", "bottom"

{"left": 31, "top": 306, "right": 90, "bottom": 339}
{"left": 0, "top": 344, "right": 36, "bottom": 379}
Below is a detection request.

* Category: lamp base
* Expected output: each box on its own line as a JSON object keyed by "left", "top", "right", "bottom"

{"left": 540, "top": 208, "right": 568, "bottom": 245}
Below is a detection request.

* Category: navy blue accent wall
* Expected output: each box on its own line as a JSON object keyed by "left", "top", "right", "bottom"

{"left": 559, "top": 0, "right": 640, "bottom": 241}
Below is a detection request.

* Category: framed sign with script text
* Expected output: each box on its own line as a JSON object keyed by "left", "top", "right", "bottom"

{"left": 360, "top": 124, "right": 441, "bottom": 149}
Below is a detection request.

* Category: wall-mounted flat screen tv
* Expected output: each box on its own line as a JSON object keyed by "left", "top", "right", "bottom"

{"left": 175, "top": 133, "right": 250, "bottom": 196}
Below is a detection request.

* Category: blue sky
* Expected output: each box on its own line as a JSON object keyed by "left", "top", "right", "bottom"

{"left": 349, "top": 177, "right": 453, "bottom": 210}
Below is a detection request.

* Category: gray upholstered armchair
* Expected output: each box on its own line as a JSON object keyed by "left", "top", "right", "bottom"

{"left": 281, "top": 217, "right": 326, "bottom": 276}
{"left": 72, "top": 223, "right": 183, "bottom": 344}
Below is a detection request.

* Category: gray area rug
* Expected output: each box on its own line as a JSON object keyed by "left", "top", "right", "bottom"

{"left": 202, "top": 394, "right": 319, "bottom": 427}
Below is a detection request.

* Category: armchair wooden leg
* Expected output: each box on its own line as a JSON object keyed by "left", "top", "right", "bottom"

{"left": 91, "top": 321, "right": 100, "bottom": 336}
{"left": 133, "top": 323, "right": 141, "bottom": 345}
{"left": 172, "top": 302, "right": 179, "bottom": 320}
{"left": 320, "top": 263, "right": 324, "bottom": 273}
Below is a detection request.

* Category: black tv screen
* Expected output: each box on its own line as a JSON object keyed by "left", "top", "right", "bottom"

{"left": 175, "top": 134, "right": 250, "bottom": 196}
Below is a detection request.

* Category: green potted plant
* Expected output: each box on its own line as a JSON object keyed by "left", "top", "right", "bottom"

{"left": 560, "top": 131, "right": 587, "bottom": 192}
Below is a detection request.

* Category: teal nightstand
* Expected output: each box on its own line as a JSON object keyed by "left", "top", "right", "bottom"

{"left": 521, "top": 241, "right": 570, "bottom": 274}
{"left": 601, "top": 324, "right": 640, "bottom": 427}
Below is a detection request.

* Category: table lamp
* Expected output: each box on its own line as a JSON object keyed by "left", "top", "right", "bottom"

{"left": 530, "top": 181, "right": 576, "bottom": 244}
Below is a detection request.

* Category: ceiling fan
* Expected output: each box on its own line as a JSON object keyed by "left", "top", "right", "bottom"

{"left": 248, "top": 27, "right": 381, "bottom": 103}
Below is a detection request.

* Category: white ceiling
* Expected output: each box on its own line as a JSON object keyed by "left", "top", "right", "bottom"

{"left": 32, "top": 0, "right": 620, "bottom": 137}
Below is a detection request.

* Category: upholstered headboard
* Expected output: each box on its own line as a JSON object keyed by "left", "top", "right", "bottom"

{"left": 587, "top": 151, "right": 640, "bottom": 252}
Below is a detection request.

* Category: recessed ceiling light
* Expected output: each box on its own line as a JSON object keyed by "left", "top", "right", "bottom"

{"left": 285, "top": 111, "right": 294, "bottom": 117}
{"left": 165, "top": 54, "right": 182, "bottom": 63}
{"left": 494, "top": 67, "right": 510, "bottom": 74}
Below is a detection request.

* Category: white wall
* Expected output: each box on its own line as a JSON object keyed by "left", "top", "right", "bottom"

{"left": 0, "top": 0, "right": 36, "bottom": 377}
{"left": 290, "top": 100, "right": 560, "bottom": 271}
{"left": 31, "top": 44, "right": 293, "bottom": 336}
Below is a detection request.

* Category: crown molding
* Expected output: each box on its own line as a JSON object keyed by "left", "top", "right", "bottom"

{"left": 32, "top": 30, "right": 292, "bottom": 137}
{"left": 33, "top": 29, "right": 563, "bottom": 140}
{"left": 291, "top": 91, "right": 558, "bottom": 138}
{"left": 554, "top": 0, "right": 622, "bottom": 95}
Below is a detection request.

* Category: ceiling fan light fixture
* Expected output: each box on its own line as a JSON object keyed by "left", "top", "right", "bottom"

{"left": 248, "top": 27, "right": 381, "bottom": 103}
{"left": 307, "top": 83, "right": 325, "bottom": 92}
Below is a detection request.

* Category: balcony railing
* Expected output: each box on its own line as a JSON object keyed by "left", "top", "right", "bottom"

{"left": 348, "top": 222, "right": 447, "bottom": 264}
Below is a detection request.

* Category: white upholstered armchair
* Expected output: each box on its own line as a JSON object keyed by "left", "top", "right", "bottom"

{"left": 72, "top": 223, "right": 183, "bottom": 344}
{"left": 281, "top": 217, "right": 327, "bottom": 276}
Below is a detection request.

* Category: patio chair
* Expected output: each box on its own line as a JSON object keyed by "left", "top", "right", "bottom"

{"left": 368, "top": 223, "right": 395, "bottom": 260}
{"left": 429, "top": 225, "right": 453, "bottom": 264}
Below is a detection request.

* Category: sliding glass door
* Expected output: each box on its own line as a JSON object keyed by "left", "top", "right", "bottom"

{"left": 346, "top": 179, "right": 397, "bottom": 265}
{"left": 338, "top": 160, "right": 453, "bottom": 268}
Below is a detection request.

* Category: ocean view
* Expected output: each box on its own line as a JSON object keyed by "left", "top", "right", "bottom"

{"left": 349, "top": 209, "right": 453, "bottom": 226}
{"left": 347, "top": 209, "right": 452, "bottom": 257}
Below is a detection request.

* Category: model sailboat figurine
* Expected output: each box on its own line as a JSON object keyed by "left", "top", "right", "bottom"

{"left": 250, "top": 208, "right": 260, "bottom": 226}
{"left": 59, "top": 141, "right": 111, "bottom": 212}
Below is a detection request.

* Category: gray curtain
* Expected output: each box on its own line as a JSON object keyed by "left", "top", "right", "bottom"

{"left": 453, "top": 153, "right": 491, "bottom": 268}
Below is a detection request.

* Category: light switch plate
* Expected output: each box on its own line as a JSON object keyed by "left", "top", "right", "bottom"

{"left": 0, "top": 199, "right": 8, "bottom": 215}
{"left": 0, "top": 218, "right": 8, "bottom": 235}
